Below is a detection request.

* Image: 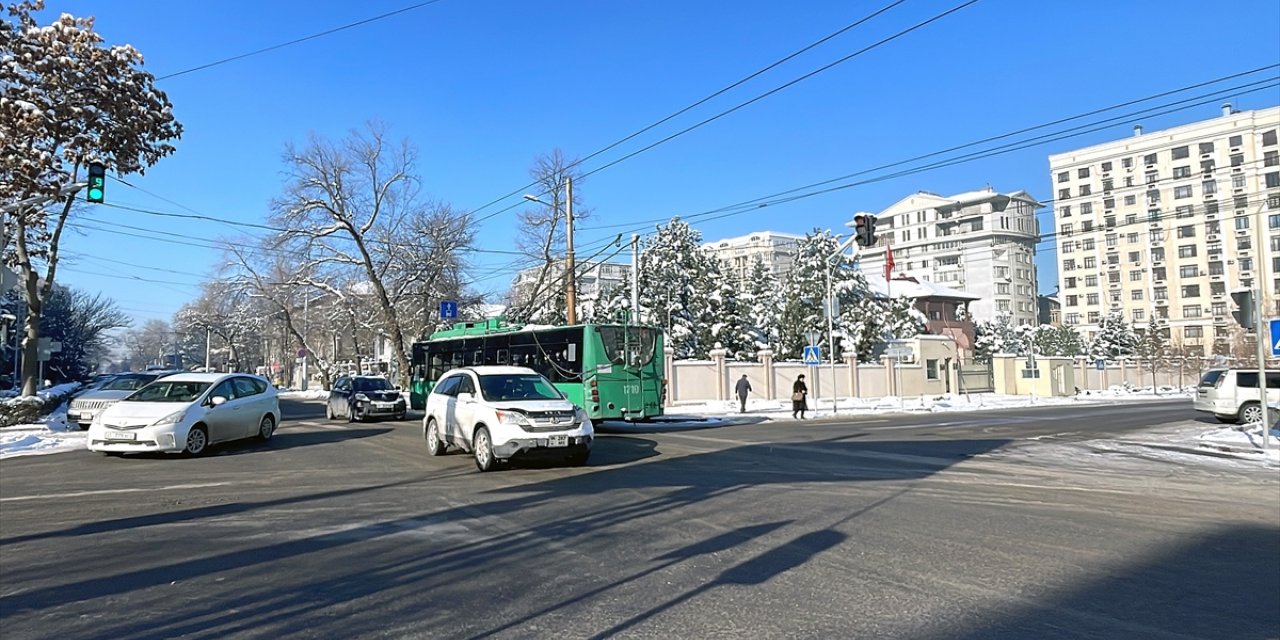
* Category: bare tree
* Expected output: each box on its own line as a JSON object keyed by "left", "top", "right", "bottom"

{"left": 120, "top": 319, "right": 175, "bottom": 369}
{"left": 266, "top": 123, "right": 473, "bottom": 385}
{"left": 2, "top": 1, "right": 182, "bottom": 394}
{"left": 174, "top": 282, "right": 264, "bottom": 371}
{"left": 506, "top": 149, "right": 591, "bottom": 323}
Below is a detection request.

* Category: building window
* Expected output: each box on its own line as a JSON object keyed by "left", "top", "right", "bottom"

{"left": 1212, "top": 302, "right": 1226, "bottom": 316}
{"left": 1062, "top": 242, "right": 1075, "bottom": 253}
{"left": 1231, "top": 153, "right": 1244, "bottom": 167}
{"left": 1083, "top": 239, "right": 1096, "bottom": 251}
{"left": 1084, "top": 257, "right": 1097, "bottom": 269}
{"left": 1173, "top": 166, "right": 1191, "bottom": 179}
{"left": 1127, "top": 232, "right": 1139, "bottom": 242}
{"left": 1144, "top": 153, "right": 1158, "bottom": 165}
{"left": 1241, "top": 257, "right": 1254, "bottom": 272}
{"left": 1175, "top": 205, "right": 1194, "bottom": 219}
{"left": 995, "top": 266, "right": 1009, "bottom": 278}
{"left": 1201, "top": 159, "right": 1216, "bottom": 173}
{"left": 1128, "top": 251, "right": 1140, "bottom": 262}
{"left": 1124, "top": 195, "right": 1137, "bottom": 206}
{"left": 1149, "top": 229, "right": 1164, "bottom": 243}
{"left": 1086, "top": 293, "right": 1100, "bottom": 305}
{"left": 996, "top": 283, "right": 1010, "bottom": 294}
{"left": 1270, "top": 214, "right": 1280, "bottom": 229}
{"left": 997, "top": 300, "right": 1011, "bottom": 312}
{"left": 1059, "top": 188, "right": 1070, "bottom": 200}
{"left": 1180, "top": 265, "right": 1199, "bottom": 278}
{"left": 1065, "top": 277, "right": 1077, "bottom": 288}
{"left": 1066, "top": 295, "right": 1078, "bottom": 306}
{"left": 1211, "top": 282, "right": 1226, "bottom": 295}
{"left": 1152, "top": 248, "right": 1165, "bottom": 262}
{"left": 1185, "top": 326, "right": 1204, "bottom": 339}
{"left": 1206, "top": 201, "right": 1219, "bottom": 215}
{"left": 1145, "top": 171, "right": 1159, "bottom": 185}
{"left": 1078, "top": 167, "right": 1090, "bottom": 179}
{"left": 1172, "top": 146, "right": 1190, "bottom": 160}
{"left": 1154, "top": 287, "right": 1168, "bottom": 301}
{"left": 1130, "top": 270, "right": 1142, "bottom": 282}
{"left": 1229, "top": 134, "right": 1243, "bottom": 147}
{"left": 1236, "top": 216, "right": 1250, "bottom": 230}
{"left": 1080, "top": 184, "right": 1093, "bottom": 196}
{"left": 1266, "top": 172, "right": 1280, "bottom": 188}
{"left": 1102, "top": 178, "right": 1113, "bottom": 192}
{"left": 1081, "top": 202, "right": 1093, "bottom": 215}
{"left": 1174, "top": 185, "right": 1193, "bottom": 199}
{"left": 1199, "top": 142, "right": 1215, "bottom": 154}
{"left": 1083, "top": 220, "right": 1095, "bottom": 232}
{"left": 1208, "top": 261, "right": 1224, "bottom": 276}
{"left": 1086, "top": 275, "right": 1099, "bottom": 287}
{"left": 1266, "top": 150, "right": 1279, "bottom": 167}
{"left": 1109, "top": 291, "right": 1121, "bottom": 303}
{"left": 1183, "top": 305, "right": 1202, "bottom": 318}
{"left": 1106, "top": 234, "right": 1118, "bottom": 248}
{"left": 1177, "top": 245, "right": 1197, "bottom": 258}
{"left": 1233, "top": 175, "right": 1246, "bottom": 189}
{"left": 1108, "top": 272, "right": 1120, "bottom": 283}
{"left": 1202, "top": 180, "right": 1217, "bottom": 195}
{"left": 1057, "top": 171, "right": 1070, "bottom": 183}
{"left": 1059, "top": 205, "right": 1071, "bottom": 218}
{"left": 1066, "top": 312, "right": 1080, "bottom": 324}
{"left": 1181, "top": 284, "right": 1201, "bottom": 298}
{"left": 926, "top": 359, "right": 939, "bottom": 380}
{"left": 1239, "top": 237, "right": 1252, "bottom": 251}
{"left": 1131, "top": 290, "right": 1143, "bottom": 301}
{"left": 1152, "top": 267, "right": 1166, "bottom": 280}
{"left": 1264, "top": 130, "right": 1278, "bottom": 146}
{"left": 1133, "top": 309, "right": 1145, "bottom": 322}
{"left": 1177, "top": 225, "right": 1196, "bottom": 238}
{"left": 1102, "top": 161, "right": 1113, "bottom": 172}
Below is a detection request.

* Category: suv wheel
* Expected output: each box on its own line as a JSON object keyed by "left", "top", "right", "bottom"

{"left": 473, "top": 427, "right": 495, "bottom": 472}
{"left": 426, "top": 418, "right": 445, "bottom": 456}
{"left": 326, "top": 402, "right": 335, "bottom": 420}
{"left": 1239, "top": 402, "right": 1264, "bottom": 425}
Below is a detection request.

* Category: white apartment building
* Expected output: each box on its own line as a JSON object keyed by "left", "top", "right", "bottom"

{"left": 510, "top": 260, "right": 631, "bottom": 303}
{"left": 857, "top": 188, "right": 1042, "bottom": 326}
{"left": 702, "top": 231, "right": 803, "bottom": 282}
{"left": 1048, "top": 104, "right": 1280, "bottom": 355}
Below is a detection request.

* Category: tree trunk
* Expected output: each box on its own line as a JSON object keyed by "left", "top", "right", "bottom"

{"left": 20, "top": 306, "right": 40, "bottom": 396}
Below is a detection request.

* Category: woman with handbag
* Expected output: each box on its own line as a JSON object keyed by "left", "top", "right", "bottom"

{"left": 791, "top": 374, "right": 808, "bottom": 420}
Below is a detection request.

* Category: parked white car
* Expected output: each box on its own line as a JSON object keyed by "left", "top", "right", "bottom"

{"left": 68, "top": 371, "right": 174, "bottom": 430}
{"left": 423, "top": 366, "right": 593, "bottom": 471}
{"left": 87, "top": 373, "right": 280, "bottom": 456}
{"left": 1193, "top": 368, "right": 1280, "bottom": 424}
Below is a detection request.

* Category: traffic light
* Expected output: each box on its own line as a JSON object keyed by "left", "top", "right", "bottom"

{"left": 86, "top": 163, "right": 106, "bottom": 203}
{"left": 1230, "top": 289, "right": 1256, "bottom": 330}
{"left": 853, "top": 214, "right": 877, "bottom": 247}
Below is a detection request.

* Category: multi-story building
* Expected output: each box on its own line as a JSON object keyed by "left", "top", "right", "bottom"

{"left": 856, "top": 188, "right": 1042, "bottom": 326}
{"left": 702, "top": 231, "right": 802, "bottom": 282}
{"left": 1048, "top": 104, "right": 1280, "bottom": 355}
{"left": 510, "top": 260, "right": 631, "bottom": 305}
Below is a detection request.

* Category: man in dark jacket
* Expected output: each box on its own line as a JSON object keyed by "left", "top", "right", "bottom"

{"left": 734, "top": 374, "right": 752, "bottom": 413}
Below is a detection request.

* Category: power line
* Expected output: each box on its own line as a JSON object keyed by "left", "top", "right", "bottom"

{"left": 155, "top": 0, "right": 449, "bottom": 81}
{"left": 465, "top": 0, "right": 909, "bottom": 219}
{"left": 473, "top": 0, "right": 983, "bottom": 223}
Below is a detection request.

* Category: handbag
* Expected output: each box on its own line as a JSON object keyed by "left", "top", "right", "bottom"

{"left": 791, "top": 391, "right": 804, "bottom": 402}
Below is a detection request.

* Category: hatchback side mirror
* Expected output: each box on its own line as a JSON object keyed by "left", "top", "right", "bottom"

{"left": 210, "top": 396, "right": 228, "bottom": 407}
{"left": 457, "top": 392, "right": 473, "bottom": 402}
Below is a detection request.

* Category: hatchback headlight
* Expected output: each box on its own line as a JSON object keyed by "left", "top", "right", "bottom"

{"left": 496, "top": 410, "right": 531, "bottom": 426}
{"left": 150, "top": 409, "right": 188, "bottom": 427}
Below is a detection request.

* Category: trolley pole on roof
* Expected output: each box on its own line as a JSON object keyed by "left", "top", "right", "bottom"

{"left": 632, "top": 234, "right": 640, "bottom": 323}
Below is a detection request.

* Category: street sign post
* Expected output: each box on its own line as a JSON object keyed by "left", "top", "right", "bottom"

{"left": 439, "top": 300, "right": 458, "bottom": 320}
{"left": 802, "top": 345, "right": 822, "bottom": 366}
{"left": 1095, "top": 358, "right": 1105, "bottom": 370}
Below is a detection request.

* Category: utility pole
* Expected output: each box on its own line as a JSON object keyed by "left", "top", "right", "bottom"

{"left": 1253, "top": 200, "right": 1270, "bottom": 452}
{"left": 204, "top": 327, "right": 211, "bottom": 370}
{"left": 565, "top": 176, "right": 577, "bottom": 325}
{"left": 631, "top": 234, "right": 640, "bottom": 323}
{"left": 301, "top": 288, "right": 310, "bottom": 391}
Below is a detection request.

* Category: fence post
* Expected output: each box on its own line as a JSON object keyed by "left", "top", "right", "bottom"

{"left": 709, "top": 347, "right": 728, "bottom": 402}
{"left": 844, "top": 353, "right": 859, "bottom": 398}
{"left": 757, "top": 349, "right": 775, "bottom": 400}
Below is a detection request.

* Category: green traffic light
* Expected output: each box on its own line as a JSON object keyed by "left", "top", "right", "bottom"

{"left": 88, "top": 188, "right": 103, "bottom": 200}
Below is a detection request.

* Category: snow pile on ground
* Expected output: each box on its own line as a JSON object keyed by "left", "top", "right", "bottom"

{"left": 0, "top": 403, "right": 85, "bottom": 459}
{"left": 1197, "top": 421, "right": 1280, "bottom": 463}
{"left": 278, "top": 389, "right": 330, "bottom": 400}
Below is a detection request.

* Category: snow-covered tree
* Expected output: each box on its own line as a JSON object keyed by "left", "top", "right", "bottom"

{"left": 741, "top": 258, "right": 781, "bottom": 354}
{"left": 637, "top": 218, "right": 720, "bottom": 358}
{"left": 174, "top": 282, "right": 265, "bottom": 373}
{"left": 2, "top": 1, "right": 182, "bottom": 394}
{"left": 706, "top": 277, "right": 756, "bottom": 359}
{"left": 1134, "top": 315, "right": 1170, "bottom": 382}
{"left": 974, "top": 314, "right": 1026, "bottom": 362}
{"left": 1032, "top": 324, "right": 1086, "bottom": 357}
{"left": 1089, "top": 311, "right": 1138, "bottom": 359}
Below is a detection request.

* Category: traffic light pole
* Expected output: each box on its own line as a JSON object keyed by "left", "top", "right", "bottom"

{"left": 1255, "top": 280, "right": 1269, "bottom": 452}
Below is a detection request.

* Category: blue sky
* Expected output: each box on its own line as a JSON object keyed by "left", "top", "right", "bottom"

{"left": 38, "top": 0, "right": 1280, "bottom": 325}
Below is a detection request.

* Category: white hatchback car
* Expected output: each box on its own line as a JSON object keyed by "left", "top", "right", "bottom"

{"left": 87, "top": 373, "right": 281, "bottom": 456}
{"left": 423, "top": 366, "right": 593, "bottom": 471}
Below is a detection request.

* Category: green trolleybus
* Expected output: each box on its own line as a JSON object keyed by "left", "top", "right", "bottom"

{"left": 409, "top": 318, "right": 665, "bottom": 421}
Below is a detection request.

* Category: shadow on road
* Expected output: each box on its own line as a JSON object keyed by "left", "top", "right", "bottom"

{"left": 933, "top": 523, "right": 1280, "bottom": 640}
{"left": 0, "top": 436, "right": 1009, "bottom": 639}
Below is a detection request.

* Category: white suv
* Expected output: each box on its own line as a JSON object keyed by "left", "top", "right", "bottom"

{"left": 423, "top": 366, "right": 593, "bottom": 471}
{"left": 1194, "top": 369, "right": 1280, "bottom": 424}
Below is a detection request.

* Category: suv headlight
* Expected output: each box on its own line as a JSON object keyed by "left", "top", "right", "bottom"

{"left": 150, "top": 409, "right": 188, "bottom": 427}
{"left": 574, "top": 407, "right": 589, "bottom": 424}
{"left": 495, "top": 410, "right": 531, "bottom": 426}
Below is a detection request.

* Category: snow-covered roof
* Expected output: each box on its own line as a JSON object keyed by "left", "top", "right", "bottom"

{"left": 878, "top": 187, "right": 1041, "bottom": 217}
{"left": 862, "top": 275, "right": 981, "bottom": 301}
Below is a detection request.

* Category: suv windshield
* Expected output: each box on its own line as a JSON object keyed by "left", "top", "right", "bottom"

{"left": 479, "top": 374, "right": 563, "bottom": 402}
{"left": 354, "top": 377, "right": 393, "bottom": 392}
{"left": 1198, "top": 370, "right": 1225, "bottom": 387}
{"left": 101, "top": 375, "right": 158, "bottom": 391}
{"left": 126, "top": 381, "right": 212, "bottom": 403}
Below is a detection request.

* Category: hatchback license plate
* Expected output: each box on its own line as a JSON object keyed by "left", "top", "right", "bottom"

{"left": 547, "top": 435, "right": 568, "bottom": 448}
{"left": 106, "top": 430, "right": 136, "bottom": 441}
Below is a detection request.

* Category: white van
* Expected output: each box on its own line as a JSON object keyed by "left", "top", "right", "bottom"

{"left": 1193, "top": 369, "right": 1280, "bottom": 424}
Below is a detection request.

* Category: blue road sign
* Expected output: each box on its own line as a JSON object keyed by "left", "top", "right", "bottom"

{"left": 1095, "top": 358, "right": 1105, "bottom": 370}
{"left": 439, "top": 300, "right": 458, "bottom": 320}
{"left": 802, "top": 345, "right": 821, "bottom": 366}
{"left": 1271, "top": 318, "right": 1280, "bottom": 357}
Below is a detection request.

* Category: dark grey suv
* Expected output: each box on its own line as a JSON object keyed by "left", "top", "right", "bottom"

{"left": 326, "top": 375, "right": 407, "bottom": 422}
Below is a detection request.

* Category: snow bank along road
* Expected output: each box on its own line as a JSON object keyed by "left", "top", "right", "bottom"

{"left": 0, "top": 399, "right": 1276, "bottom": 639}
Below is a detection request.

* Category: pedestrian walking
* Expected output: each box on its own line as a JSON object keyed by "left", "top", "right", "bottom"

{"left": 734, "top": 374, "right": 752, "bottom": 413}
{"left": 792, "top": 374, "right": 808, "bottom": 420}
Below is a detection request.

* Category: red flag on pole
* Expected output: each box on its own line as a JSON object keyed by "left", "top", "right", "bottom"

{"left": 884, "top": 243, "right": 895, "bottom": 281}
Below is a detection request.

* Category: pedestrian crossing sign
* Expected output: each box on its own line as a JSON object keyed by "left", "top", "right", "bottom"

{"left": 802, "top": 345, "right": 821, "bottom": 366}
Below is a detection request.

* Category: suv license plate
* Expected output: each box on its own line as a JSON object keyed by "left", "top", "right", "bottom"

{"left": 547, "top": 435, "right": 568, "bottom": 448}
{"left": 106, "top": 430, "right": 136, "bottom": 441}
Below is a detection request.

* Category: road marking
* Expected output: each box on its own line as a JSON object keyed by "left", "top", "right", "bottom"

{"left": 0, "top": 482, "right": 232, "bottom": 503}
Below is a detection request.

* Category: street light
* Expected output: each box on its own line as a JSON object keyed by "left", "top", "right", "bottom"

{"left": 523, "top": 178, "right": 577, "bottom": 324}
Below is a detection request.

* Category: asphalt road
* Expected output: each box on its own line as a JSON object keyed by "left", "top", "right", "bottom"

{"left": 1, "top": 398, "right": 1277, "bottom": 639}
